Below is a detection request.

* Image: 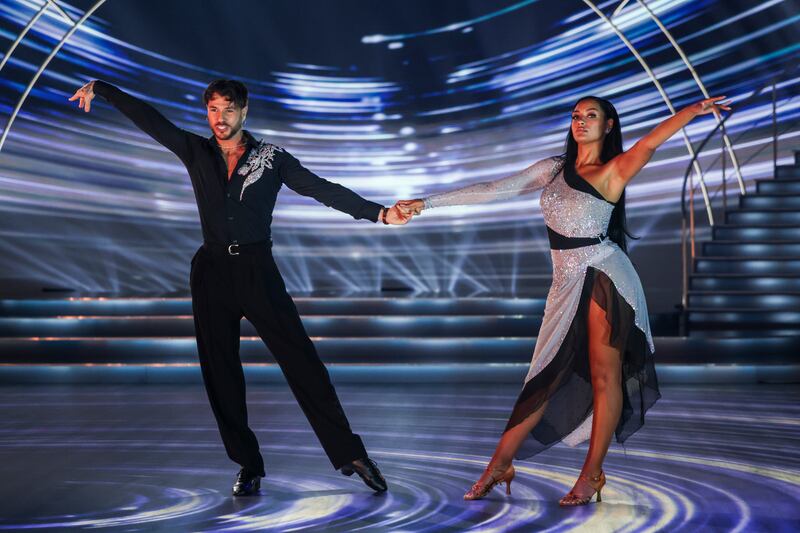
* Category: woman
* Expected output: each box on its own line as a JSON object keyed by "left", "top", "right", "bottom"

{"left": 399, "top": 95, "right": 729, "bottom": 505}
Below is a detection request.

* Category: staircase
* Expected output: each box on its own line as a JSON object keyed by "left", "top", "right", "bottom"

{"left": 687, "top": 150, "right": 800, "bottom": 337}
{"left": 0, "top": 297, "right": 546, "bottom": 366}
{"left": 1, "top": 292, "right": 796, "bottom": 384}
{"left": 4, "top": 150, "right": 800, "bottom": 382}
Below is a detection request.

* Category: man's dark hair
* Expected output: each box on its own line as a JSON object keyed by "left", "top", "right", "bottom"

{"left": 203, "top": 79, "right": 248, "bottom": 109}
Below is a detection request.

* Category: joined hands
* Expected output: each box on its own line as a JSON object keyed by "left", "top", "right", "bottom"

{"left": 397, "top": 199, "right": 424, "bottom": 217}
{"left": 383, "top": 199, "right": 424, "bottom": 225}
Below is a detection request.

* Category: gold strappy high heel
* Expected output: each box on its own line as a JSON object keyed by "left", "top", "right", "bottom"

{"left": 559, "top": 471, "right": 606, "bottom": 506}
{"left": 464, "top": 464, "right": 515, "bottom": 500}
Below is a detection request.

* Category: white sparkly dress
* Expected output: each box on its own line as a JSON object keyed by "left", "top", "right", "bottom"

{"left": 424, "top": 157, "right": 660, "bottom": 457}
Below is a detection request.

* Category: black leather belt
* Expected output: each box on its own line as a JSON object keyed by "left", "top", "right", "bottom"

{"left": 547, "top": 226, "right": 606, "bottom": 250}
{"left": 202, "top": 240, "right": 270, "bottom": 256}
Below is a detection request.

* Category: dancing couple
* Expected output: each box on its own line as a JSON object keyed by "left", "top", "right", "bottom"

{"left": 69, "top": 78, "right": 728, "bottom": 504}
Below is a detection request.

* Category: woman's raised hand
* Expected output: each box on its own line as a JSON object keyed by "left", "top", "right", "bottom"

{"left": 68, "top": 81, "right": 96, "bottom": 112}
{"left": 691, "top": 95, "right": 732, "bottom": 117}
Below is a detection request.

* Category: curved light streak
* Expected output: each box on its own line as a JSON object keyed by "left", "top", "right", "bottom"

{"left": 0, "top": 1, "right": 50, "bottom": 73}
{"left": 361, "top": 0, "right": 543, "bottom": 44}
{"left": 215, "top": 481, "right": 352, "bottom": 531}
{"left": 0, "top": 0, "right": 108, "bottom": 153}
{"left": 0, "top": 3, "right": 75, "bottom": 73}
{"left": 0, "top": 483, "right": 220, "bottom": 529}
{"left": 614, "top": 0, "right": 633, "bottom": 17}
{"left": 42, "top": 0, "right": 76, "bottom": 24}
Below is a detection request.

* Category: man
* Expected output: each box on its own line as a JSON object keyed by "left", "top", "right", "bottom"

{"left": 69, "top": 79, "right": 408, "bottom": 496}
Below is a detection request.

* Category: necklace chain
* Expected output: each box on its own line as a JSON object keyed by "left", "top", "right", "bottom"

{"left": 220, "top": 144, "right": 246, "bottom": 156}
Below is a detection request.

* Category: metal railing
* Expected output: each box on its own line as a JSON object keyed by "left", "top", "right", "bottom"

{"left": 680, "top": 59, "right": 800, "bottom": 319}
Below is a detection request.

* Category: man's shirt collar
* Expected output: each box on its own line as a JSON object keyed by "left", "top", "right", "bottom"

{"left": 209, "top": 129, "right": 261, "bottom": 151}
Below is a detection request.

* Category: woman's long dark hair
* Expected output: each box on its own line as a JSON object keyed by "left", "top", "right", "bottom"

{"left": 560, "top": 95, "right": 636, "bottom": 253}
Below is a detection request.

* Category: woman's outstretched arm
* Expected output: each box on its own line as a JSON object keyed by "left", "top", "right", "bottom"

{"left": 610, "top": 96, "right": 731, "bottom": 187}
{"left": 399, "top": 156, "right": 563, "bottom": 214}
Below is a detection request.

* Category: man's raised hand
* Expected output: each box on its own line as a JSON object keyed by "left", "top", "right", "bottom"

{"left": 68, "top": 81, "right": 96, "bottom": 112}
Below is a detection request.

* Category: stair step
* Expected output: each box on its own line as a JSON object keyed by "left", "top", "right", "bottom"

{"left": 741, "top": 195, "right": 800, "bottom": 209}
{"left": 694, "top": 257, "right": 800, "bottom": 274}
{"left": 0, "top": 315, "right": 542, "bottom": 338}
{"left": 757, "top": 179, "right": 800, "bottom": 194}
{"left": 776, "top": 165, "right": 800, "bottom": 179}
{"left": 726, "top": 210, "right": 800, "bottom": 224}
{"left": 687, "top": 329, "right": 800, "bottom": 338}
{"left": 687, "top": 310, "right": 800, "bottom": 327}
{"left": 702, "top": 241, "right": 800, "bottom": 257}
{"left": 0, "top": 336, "right": 796, "bottom": 365}
{"left": 690, "top": 274, "right": 800, "bottom": 291}
{"left": 687, "top": 291, "right": 800, "bottom": 309}
{"left": 0, "top": 298, "right": 546, "bottom": 318}
{"left": 713, "top": 225, "right": 800, "bottom": 241}
{"left": 0, "top": 337, "right": 538, "bottom": 364}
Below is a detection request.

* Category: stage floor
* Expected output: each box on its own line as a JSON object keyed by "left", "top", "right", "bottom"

{"left": 1, "top": 383, "right": 798, "bottom": 532}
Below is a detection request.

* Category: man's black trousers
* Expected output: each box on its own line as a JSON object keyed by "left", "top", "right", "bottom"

{"left": 190, "top": 244, "right": 367, "bottom": 476}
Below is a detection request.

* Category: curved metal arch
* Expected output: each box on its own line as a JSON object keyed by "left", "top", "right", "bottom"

{"left": 613, "top": 1, "right": 633, "bottom": 16}
{"left": 0, "top": 1, "right": 75, "bottom": 73}
{"left": 582, "top": 0, "right": 714, "bottom": 225}
{"left": 44, "top": 0, "right": 76, "bottom": 24}
{"left": 635, "top": 0, "right": 745, "bottom": 196}
{"left": 0, "top": 0, "right": 107, "bottom": 153}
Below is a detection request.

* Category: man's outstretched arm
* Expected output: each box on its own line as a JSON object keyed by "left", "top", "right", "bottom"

{"left": 69, "top": 80, "right": 192, "bottom": 162}
{"left": 280, "top": 152, "right": 409, "bottom": 224}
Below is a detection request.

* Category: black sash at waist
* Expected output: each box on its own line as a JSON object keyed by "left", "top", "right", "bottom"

{"left": 547, "top": 226, "right": 606, "bottom": 250}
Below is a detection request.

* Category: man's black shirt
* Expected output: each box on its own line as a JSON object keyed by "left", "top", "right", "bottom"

{"left": 93, "top": 81, "right": 384, "bottom": 246}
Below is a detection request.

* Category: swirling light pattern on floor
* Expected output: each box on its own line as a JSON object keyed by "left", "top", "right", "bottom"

{"left": 0, "top": 384, "right": 797, "bottom": 531}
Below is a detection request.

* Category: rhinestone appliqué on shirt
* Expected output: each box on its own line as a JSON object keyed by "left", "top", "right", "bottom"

{"left": 238, "top": 142, "right": 283, "bottom": 201}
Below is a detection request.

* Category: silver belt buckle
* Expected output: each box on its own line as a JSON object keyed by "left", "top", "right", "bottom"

{"left": 227, "top": 244, "right": 240, "bottom": 256}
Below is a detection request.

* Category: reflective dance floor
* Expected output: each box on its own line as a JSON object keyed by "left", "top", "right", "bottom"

{"left": 1, "top": 383, "right": 798, "bottom": 532}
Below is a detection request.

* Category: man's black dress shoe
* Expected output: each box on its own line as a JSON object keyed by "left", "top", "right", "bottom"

{"left": 341, "top": 457, "right": 388, "bottom": 492}
{"left": 232, "top": 468, "right": 262, "bottom": 496}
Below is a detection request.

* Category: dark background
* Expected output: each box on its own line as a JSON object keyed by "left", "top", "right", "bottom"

{"left": 0, "top": 0, "right": 798, "bottom": 311}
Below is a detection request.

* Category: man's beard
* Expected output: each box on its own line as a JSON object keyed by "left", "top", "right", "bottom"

{"left": 213, "top": 121, "right": 242, "bottom": 140}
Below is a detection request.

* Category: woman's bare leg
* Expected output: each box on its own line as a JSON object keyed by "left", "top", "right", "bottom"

{"left": 464, "top": 402, "right": 548, "bottom": 498}
{"left": 489, "top": 400, "right": 548, "bottom": 470}
{"left": 565, "top": 296, "right": 622, "bottom": 499}
{"left": 470, "top": 283, "right": 623, "bottom": 499}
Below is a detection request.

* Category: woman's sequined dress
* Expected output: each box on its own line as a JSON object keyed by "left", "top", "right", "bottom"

{"left": 423, "top": 157, "right": 660, "bottom": 457}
